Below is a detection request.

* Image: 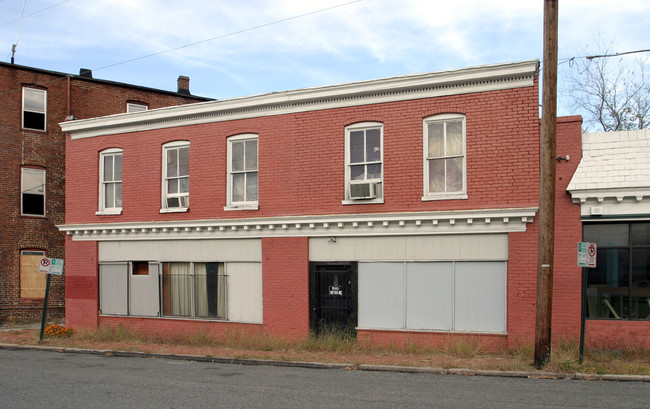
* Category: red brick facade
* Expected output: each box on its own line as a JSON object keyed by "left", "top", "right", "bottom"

{"left": 0, "top": 62, "right": 209, "bottom": 321}
{"left": 60, "top": 61, "right": 645, "bottom": 350}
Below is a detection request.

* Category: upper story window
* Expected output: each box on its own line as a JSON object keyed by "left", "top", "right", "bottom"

{"left": 162, "top": 141, "right": 189, "bottom": 212}
{"left": 226, "top": 134, "right": 258, "bottom": 210}
{"left": 343, "top": 122, "right": 383, "bottom": 204}
{"left": 127, "top": 102, "right": 148, "bottom": 113}
{"left": 423, "top": 114, "right": 467, "bottom": 201}
{"left": 21, "top": 167, "right": 45, "bottom": 217}
{"left": 98, "top": 148, "right": 123, "bottom": 215}
{"left": 22, "top": 87, "right": 47, "bottom": 131}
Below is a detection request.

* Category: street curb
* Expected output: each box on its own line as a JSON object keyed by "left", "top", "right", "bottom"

{"left": 1, "top": 343, "right": 648, "bottom": 382}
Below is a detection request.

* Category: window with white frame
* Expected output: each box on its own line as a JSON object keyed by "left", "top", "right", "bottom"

{"left": 127, "top": 102, "right": 148, "bottom": 113}
{"left": 423, "top": 114, "right": 467, "bottom": 200}
{"left": 98, "top": 148, "right": 123, "bottom": 214}
{"left": 22, "top": 87, "right": 47, "bottom": 131}
{"left": 226, "top": 134, "right": 258, "bottom": 210}
{"left": 162, "top": 141, "right": 189, "bottom": 211}
{"left": 344, "top": 122, "right": 383, "bottom": 204}
{"left": 21, "top": 167, "right": 45, "bottom": 216}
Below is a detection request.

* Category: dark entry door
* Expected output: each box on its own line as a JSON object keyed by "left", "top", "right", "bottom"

{"left": 309, "top": 262, "right": 358, "bottom": 335}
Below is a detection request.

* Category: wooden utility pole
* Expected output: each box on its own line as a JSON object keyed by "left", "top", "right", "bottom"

{"left": 535, "top": 0, "right": 559, "bottom": 369}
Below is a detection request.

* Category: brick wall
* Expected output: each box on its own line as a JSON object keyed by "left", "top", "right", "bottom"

{"left": 0, "top": 63, "right": 206, "bottom": 321}
{"left": 551, "top": 116, "right": 584, "bottom": 339}
{"left": 64, "top": 237, "right": 98, "bottom": 329}
{"left": 65, "top": 82, "right": 541, "bottom": 225}
{"left": 262, "top": 237, "right": 310, "bottom": 339}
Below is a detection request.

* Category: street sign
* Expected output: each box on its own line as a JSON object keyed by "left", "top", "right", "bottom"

{"left": 38, "top": 257, "right": 51, "bottom": 274}
{"left": 577, "top": 242, "right": 597, "bottom": 268}
{"left": 38, "top": 257, "right": 64, "bottom": 275}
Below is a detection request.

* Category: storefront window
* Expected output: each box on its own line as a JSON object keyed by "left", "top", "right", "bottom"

{"left": 584, "top": 223, "right": 650, "bottom": 320}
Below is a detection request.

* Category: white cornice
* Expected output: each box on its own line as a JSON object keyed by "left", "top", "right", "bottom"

{"left": 568, "top": 187, "right": 650, "bottom": 204}
{"left": 60, "top": 60, "right": 539, "bottom": 140}
{"left": 58, "top": 208, "right": 538, "bottom": 241}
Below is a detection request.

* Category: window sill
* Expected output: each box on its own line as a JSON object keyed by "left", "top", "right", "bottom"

{"left": 20, "top": 214, "right": 47, "bottom": 218}
{"left": 224, "top": 203, "right": 259, "bottom": 211}
{"left": 20, "top": 127, "right": 47, "bottom": 133}
{"left": 160, "top": 207, "right": 189, "bottom": 214}
{"left": 96, "top": 209, "right": 122, "bottom": 216}
{"left": 341, "top": 198, "right": 384, "bottom": 205}
{"left": 422, "top": 193, "right": 468, "bottom": 201}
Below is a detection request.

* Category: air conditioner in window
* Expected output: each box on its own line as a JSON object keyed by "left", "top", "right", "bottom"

{"left": 349, "top": 182, "right": 377, "bottom": 200}
{"left": 167, "top": 196, "right": 189, "bottom": 208}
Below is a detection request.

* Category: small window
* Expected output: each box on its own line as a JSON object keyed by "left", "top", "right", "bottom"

{"left": 127, "top": 103, "right": 148, "bottom": 113}
{"left": 22, "top": 88, "right": 47, "bottom": 131}
{"left": 20, "top": 250, "right": 46, "bottom": 299}
{"left": 343, "top": 122, "right": 383, "bottom": 204}
{"left": 98, "top": 149, "right": 123, "bottom": 215}
{"left": 132, "top": 261, "right": 149, "bottom": 276}
{"left": 21, "top": 168, "right": 45, "bottom": 216}
{"left": 423, "top": 114, "right": 467, "bottom": 200}
{"left": 161, "top": 141, "right": 189, "bottom": 212}
{"left": 226, "top": 134, "right": 258, "bottom": 210}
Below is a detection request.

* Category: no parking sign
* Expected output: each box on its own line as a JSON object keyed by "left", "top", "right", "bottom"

{"left": 577, "top": 242, "right": 597, "bottom": 268}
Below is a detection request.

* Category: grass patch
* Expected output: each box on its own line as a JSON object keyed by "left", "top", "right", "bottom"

{"left": 25, "top": 325, "right": 648, "bottom": 376}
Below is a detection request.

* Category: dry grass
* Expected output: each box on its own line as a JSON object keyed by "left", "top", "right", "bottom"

{"left": 1, "top": 324, "right": 647, "bottom": 376}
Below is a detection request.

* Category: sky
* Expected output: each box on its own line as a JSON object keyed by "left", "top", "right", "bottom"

{"left": 1, "top": 0, "right": 649, "bottom": 117}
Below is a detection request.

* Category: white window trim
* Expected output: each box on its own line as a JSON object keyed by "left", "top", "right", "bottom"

{"left": 422, "top": 113, "right": 468, "bottom": 201}
{"left": 161, "top": 141, "right": 190, "bottom": 213}
{"left": 225, "top": 133, "right": 259, "bottom": 211}
{"left": 22, "top": 88, "right": 47, "bottom": 131}
{"left": 97, "top": 148, "right": 123, "bottom": 215}
{"left": 127, "top": 103, "right": 148, "bottom": 113}
{"left": 21, "top": 167, "right": 46, "bottom": 217}
{"left": 342, "top": 122, "right": 384, "bottom": 205}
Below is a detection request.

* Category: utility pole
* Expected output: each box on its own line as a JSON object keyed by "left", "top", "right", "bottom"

{"left": 535, "top": 0, "right": 559, "bottom": 369}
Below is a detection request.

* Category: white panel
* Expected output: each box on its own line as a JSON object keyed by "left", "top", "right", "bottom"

{"left": 226, "top": 263, "right": 263, "bottom": 324}
{"left": 99, "top": 263, "right": 128, "bottom": 315}
{"left": 454, "top": 262, "right": 506, "bottom": 332}
{"left": 129, "top": 263, "right": 160, "bottom": 317}
{"left": 406, "top": 263, "right": 453, "bottom": 330}
{"left": 310, "top": 234, "right": 507, "bottom": 262}
{"left": 358, "top": 262, "right": 405, "bottom": 329}
{"left": 99, "top": 239, "right": 261, "bottom": 262}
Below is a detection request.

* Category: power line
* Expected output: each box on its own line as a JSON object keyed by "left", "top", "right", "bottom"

{"left": 1, "top": 1, "right": 363, "bottom": 98}
{"left": 586, "top": 48, "right": 650, "bottom": 60}
{"left": 93, "top": 0, "right": 363, "bottom": 72}
{"left": 0, "top": 0, "right": 72, "bottom": 28}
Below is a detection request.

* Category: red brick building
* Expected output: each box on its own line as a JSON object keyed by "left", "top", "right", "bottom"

{"left": 59, "top": 60, "right": 642, "bottom": 349}
{"left": 0, "top": 62, "right": 210, "bottom": 321}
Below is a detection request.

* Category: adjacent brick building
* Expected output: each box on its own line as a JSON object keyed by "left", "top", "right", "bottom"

{"left": 59, "top": 60, "right": 644, "bottom": 349}
{"left": 0, "top": 62, "right": 211, "bottom": 321}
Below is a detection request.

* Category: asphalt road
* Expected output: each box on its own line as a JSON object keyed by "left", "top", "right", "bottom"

{"left": 1, "top": 349, "right": 648, "bottom": 408}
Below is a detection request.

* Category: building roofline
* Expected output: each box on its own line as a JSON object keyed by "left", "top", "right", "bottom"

{"left": 0, "top": 61, "right": 213, "bottom": 101}
{"left": 60, "top": 60, "right": 540, "bottom": 140}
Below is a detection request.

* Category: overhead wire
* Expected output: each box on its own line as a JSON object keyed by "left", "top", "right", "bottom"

{"left": 1, "top": 0, "right": 363, "bottom": 98}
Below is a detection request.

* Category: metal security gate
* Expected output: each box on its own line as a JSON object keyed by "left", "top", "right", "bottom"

{"left": 309, "top": 262, "right": 358, "bottom": 336}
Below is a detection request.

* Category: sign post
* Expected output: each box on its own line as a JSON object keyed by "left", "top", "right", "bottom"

{"left": 577, "top": 243, "right": 596, "bottom": 363}
{"left": 38, "top": 257, "right": 64, "bottom": 341}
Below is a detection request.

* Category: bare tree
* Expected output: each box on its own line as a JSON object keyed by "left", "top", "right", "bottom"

{"left": 563, "top": 42, "right": 650, "bottom": 132}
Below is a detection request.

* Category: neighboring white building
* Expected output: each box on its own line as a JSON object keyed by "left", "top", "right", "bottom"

{"left": 568, "top": 129, "right": 650, "bottom": 321}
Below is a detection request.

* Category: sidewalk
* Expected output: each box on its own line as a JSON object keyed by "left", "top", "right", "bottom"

{"left": 0, "top": 325, "right": 647, "bottom": 383}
